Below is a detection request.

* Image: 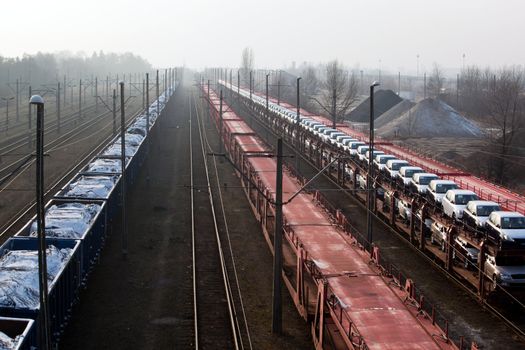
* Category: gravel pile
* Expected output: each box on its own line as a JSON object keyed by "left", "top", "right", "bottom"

{"left": 347, "top": 89, "right": 402, "bottom": 122}
{"left": 375, "top": 100, "right": 415, "bottom": 128}
{"left": 377, "top": 98, "right": 484, "bottom": 138}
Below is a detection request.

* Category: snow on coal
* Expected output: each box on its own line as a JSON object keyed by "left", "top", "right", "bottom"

{"left": 375, "top": 99, "right": 415, "bottom": 128}
{"left": 377, "top": 98, "right": 484, "bottom": 138}
{"left": 347, "top": 89, "right": 402, "bottom": 122}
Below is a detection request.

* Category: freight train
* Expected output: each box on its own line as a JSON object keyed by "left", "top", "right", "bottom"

{"left": 0, "top": 84, "right": 177, "bottom": 349}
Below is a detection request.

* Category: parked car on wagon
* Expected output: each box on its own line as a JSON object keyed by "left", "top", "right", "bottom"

{"left": 410, "top": 173, "right": 440, "bottom": 194}
{"left": 442, "top": 189, "right": 479, "bottom": 221}
{"left": 485, "top": 254, "right": 525, "bottom": 290}
{"left": 397, "top": 166, "right": 424, "bottom": 187}
{"left": 373, "top": 154, "right": 397, "bottom": 172}
{"left": 427, "top": 180, "right": 458, "bottom": 205}
{"left": 385, "top": 159, "right": 410, "bottom": 178}
{"left": 463, "top": 201, "right": 501, "bottom": 230}
{"left": 485, "top": 212, "right": 525, "bottom": 245}
{"left": 453, "top": 236, "right": 479, "bottom": 270}
{"left": 430, "top": 221, "right": 448, "bottom": 251}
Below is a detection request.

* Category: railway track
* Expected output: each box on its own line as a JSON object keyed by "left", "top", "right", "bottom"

{"left": 0, "top": 104, "right": 114, "bottom": 182}
{"left": 0, "top": 101, "right": 95, "bottom": 155}
{"left": 0, "top": 100, "right": 98, "bottom": 149}
{"left": 0, "top": 96, "right": 143, "bottom": 239}
{"left": 188, "top": 88, "right": 246, "bottom": 349}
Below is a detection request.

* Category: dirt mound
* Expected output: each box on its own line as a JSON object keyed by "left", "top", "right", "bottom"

{"left": 375, "top": 100, "right": 415, "bottom": 128}
{"left": 347, "top": 89, "right": 402, "bottom": 122}
{"left": 377, "top": 98, "right": 484, "bottom": 138}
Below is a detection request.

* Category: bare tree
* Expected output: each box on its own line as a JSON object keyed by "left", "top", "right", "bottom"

{"left": 459, "top": 65, "right": 485, "bottom": 116}
{"left": 301, "top": 65, "right": 319, "bottom": 97}
{"left": 427, "top": 63, "right": 446, "bottom": 98}
{"left": 310, "top": 60, "right": 358, "bottom": 128}
{"left": 240, "top": 47, "right": 254, "bottom": 87}
{"left": 484, "top": 67, "right": 525, "bottom": 184}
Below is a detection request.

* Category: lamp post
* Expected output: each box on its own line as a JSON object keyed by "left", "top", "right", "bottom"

{"left": 367, "top": 81, "right": 380, "bottom": 250}
{"left": 31, "top": 94, "right": 51, "bottom": 350}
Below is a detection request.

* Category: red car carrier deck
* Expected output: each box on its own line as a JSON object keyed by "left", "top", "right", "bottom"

{"left": 204, "top": 86, "right": 462, "bottom": 350}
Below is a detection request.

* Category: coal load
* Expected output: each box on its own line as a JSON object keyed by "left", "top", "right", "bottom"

{"left": 375, "top": 100, "right": 415, "bottom": 128}
{"left": 377, "top": 98, "right": 483, "bottom": 138}
{"left": 347, "top": 89, "right": 402, "bottom": 122}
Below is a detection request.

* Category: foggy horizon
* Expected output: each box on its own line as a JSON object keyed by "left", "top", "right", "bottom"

{"left": 1, "top": 0, "right": 524, "bottom": 74}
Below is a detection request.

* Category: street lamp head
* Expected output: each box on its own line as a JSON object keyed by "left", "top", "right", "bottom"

{"left": 371, "top": 81, "right": 380, "bottom": 88}
{"left": 29, "top": 95, "right": 44, "bottom": 105}
{"left": 297, "top": 77, "right": 302, "bottom": 81}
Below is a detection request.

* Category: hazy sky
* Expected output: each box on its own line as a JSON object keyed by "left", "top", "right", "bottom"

{"left": 1, "top": 0, "right": 523, "bottom": 73}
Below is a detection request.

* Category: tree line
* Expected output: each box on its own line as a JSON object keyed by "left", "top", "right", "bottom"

{"left": 0, "top": 51, "right": 152, "bottom": 96}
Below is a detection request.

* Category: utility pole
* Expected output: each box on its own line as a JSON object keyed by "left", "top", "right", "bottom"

{"left": 142, "top": 79, "right": 145, "bottom": 109}
{"left": 31, "top": 94, "right": 51, "bottom": 350}
{"left": 156, "top": 70, "right": 159, "bottom": 116}
{"left": 112, "top": 89, "right": 117, "bottom": 135}
{"left": 367, "top": 82, "right": 380, "bottom": 250}
{"left": 16, "top": 78, "right": 19, "bottom": 121}
{"left": 249, "top": 71, "right": 253, "bottom": 99}
{"left": 296, "top": 77, "right": 301, "bottom": 145}
{"left": 266, "top": 74, "right": 269, "bottom": 111}
{"left": 237, "top": 70, "right": 240, "bottom": 95}
{"left": 106, "top": 76, "right": 109, "bottom": 103}
{"left": 119, "top": 81, "right": 128, "bottom": 258}
{"left": 207, "top": 79, "right": 211, "bottom": 119}
{"left": 272, "top": 138, "right": 284, "bottom": 334}
{"left": 398, "top": 72, "right": 401, "bottom": 95}
{"left": 277, "top": 72, "right": 281, "bottom": 106}
{"left": 219, "top": 90, "right": 223, "bottom": 154}
{"left": 79, "top": 79, "right": 82, "bottom": 119}
{"left": 146, "top": 73, "right": 151, "bottom": 183}
{"left": 296, "top": 77, "right": 302, "bottom": 171}
{"left": 230, "top": 69, "right": 233, "bottom": 97}
{"left": 95, "top": 77, "right": 98, "bottom": 112}
{"left": 63, "top": 75, "right": 67, "bottom": 106}
{"left": 57, "top": 83, "right": 61, "bottom": 134}
{"left": 28, "top": 86, "right": 32, "bottom": 130}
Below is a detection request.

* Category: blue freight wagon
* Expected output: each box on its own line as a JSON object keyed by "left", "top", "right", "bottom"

{"left": 80, "top": 155, "right": 136, "bottom": 187}
{"left": 0, "top": 238, "right": 81, "bottom": 346}
{"left": 54, "top": 174, "right": 121, "bottom": 220}
{"left": 14, "top": 199, "right": 107, "bottom": 283}
{"left": 0, "top": 317, "right": 36, "bottom": 350}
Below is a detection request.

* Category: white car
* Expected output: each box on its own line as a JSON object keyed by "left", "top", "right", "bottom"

{"left": 427, "top": 180, "right": 458, "bottom": 204}
{"left": 328, "top": 132, "right": 346, "bottom": 145}
{"left": 442, "top": 189, "right": 479, "bottom": 220}
{"left": 346, "top": 141, "right": 366, "bottom": 155}
{"left": 385, "top": 159, "right": 410, "bottom": 178}
{"left": 463, "top": 201, "right": 501, "bottom": 229}
{"left": 409, "top": 173, "right": 440, "bottom": 194}
{"left": 338, "top": 137, "right": 357, "bottom": 150}
{"left": 485, "top": 211, "right": 525, "bottom": 243}
{"left": 356, "top": 145, "right": 370, "bottom": 162}
{"left": 364, "top": 150, "right": 384, "bottom": 164}
{"left": 397, "top": 166, "right": 424, "bottom": 186}
{"left": 373, "top": 154, "right": 397, "bottom": 171}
